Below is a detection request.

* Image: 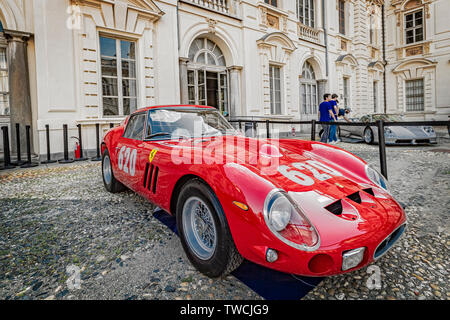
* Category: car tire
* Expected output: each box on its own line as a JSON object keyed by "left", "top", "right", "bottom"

{"left": 364, "top": 127, "right": 374, "bottom": 144}
{"left": 176, "top": 178, "right": 243, "bottom": 278}
{"left": 102, "top": 148, "right": 126, "bottom": 193}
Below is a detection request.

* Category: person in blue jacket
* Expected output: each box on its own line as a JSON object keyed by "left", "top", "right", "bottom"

{"left": 318, "top": 94, "right": 336, "bottom": 143}
{"left": 328, "top": 94, "right": 339, "bottom": 144}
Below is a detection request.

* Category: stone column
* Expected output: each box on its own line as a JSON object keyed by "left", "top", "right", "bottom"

{"left": 4, "top": 30, "right": 33, "bottom": 155}
{"left": 227, "top": 65, "right": 242, "bottom": 118}
{"left": 179, "top": 57, "right": 189, "bottom": 105}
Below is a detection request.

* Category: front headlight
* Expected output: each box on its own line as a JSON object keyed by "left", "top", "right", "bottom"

{"left": 264, "top": 190, "right": 320, "bottom": 251}
{"left": 384, "top": 127, "right": 394, "bottom": 136}
{"left": 423, "top": 126, "right": 435, "bottom": 134}
{"left": 267, "top": 193, "right": 293, "bottom": 232}
{"left": 365, "top": 164, "right": 389, "bottom": 192}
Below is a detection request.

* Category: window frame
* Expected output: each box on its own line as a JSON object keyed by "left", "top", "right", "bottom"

{"left": 265, "top": 0, "right": 278, "bottom": 8}
{"left": 404, "top": 78, "right": 424, "bottom": 112}
{"left": 99, "top": 35, "right": 138, "bottom": 118}
{"left": 269, "top": 64, "right": 283, "bottom": 115}
{"left": 404, "top": 8, "right": 424, "bottom": 45}
{"left": 123, "top": 111, "right": 147, "bottom": 140}
{"left": 342, "top": 77, "right": 350, "bottom": 109}
{"left": 297, "top": 0, "right": 316, "bottom": 28}
{"left": 338, "top": 0, "right": 346, "bottom": 35}
{"left": 299, "top": 61, "right": 318, "bottom": 115}
{"left": 0, "top": 44, "right": 9, "bottom": 117}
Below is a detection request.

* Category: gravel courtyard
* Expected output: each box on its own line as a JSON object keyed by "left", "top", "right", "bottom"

{"left": 0, "top": 142, "right": 448, "bottom": 300}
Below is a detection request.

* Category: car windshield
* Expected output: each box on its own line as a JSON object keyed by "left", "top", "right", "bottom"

{"left": 146, "top": 108, "right": 238, "bottom": 140}
{"left": 372, "top": 114, "right": 402, "bottom": 122}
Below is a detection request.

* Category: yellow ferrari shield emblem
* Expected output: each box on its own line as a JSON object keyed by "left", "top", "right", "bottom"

{"left": 149, "top": 149, "right": 158, "bottom": 163}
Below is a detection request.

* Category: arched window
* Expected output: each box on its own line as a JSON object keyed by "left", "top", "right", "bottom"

{"left": 300, "top": 61, "right": 318, "bottom": 115}
{"left": 188, "top": 38, "right": 226, "bottom": 67}
{"left": 186, "top": 37, "right": 228, "bottom": 114}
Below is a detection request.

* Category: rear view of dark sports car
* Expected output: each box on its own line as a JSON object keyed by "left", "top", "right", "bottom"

{"left": 341, "top": 114, "right": 437, "bottom": 145}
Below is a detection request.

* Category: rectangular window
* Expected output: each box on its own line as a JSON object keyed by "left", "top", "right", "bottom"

{"left": 339, "top": 0, "right": 346, "bottom": 35}
{"left": 343, "top": 77, "right": 350, "bottom": 108}
{"left": 0, "top": 47, "right": 9, "bottom": 116}
{"left": 269, "top": 65, "right": 282, "bottom": 115}
{"left": 100, "top": 36, "right": 137, "bottom": 117}
{"left": 297, "top": 0, "right": 315, "bottom": 28}
{"left": 373, "top": 81, "right": 377, "bottom": 112}
{"left": 405, "top": 79, "right": 424, "bottom": 112}
{"left": 265, "top": 0, "right": 278, "bottom": 7}
{"left": 405, "top": 10, "right": 424, "bottom": 45}
{"left": 300, "top": 83, "right": 318, "bottom": 114}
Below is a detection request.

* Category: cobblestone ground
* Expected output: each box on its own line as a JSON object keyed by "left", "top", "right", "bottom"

{"left": 0, "top": 142, "right": 448, "bottom": 300}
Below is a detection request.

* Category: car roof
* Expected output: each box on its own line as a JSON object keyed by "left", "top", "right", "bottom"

{"left": 131, "top": 105, "right": 215, "bottom": 115}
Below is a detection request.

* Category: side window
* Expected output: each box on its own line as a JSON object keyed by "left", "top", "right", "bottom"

{"left": 123, "top": 113, "right": 146, "bottom": 140}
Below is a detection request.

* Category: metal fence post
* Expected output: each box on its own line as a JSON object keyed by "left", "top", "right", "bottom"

{"left": 58, "top": 124, "right": 74, "bottom": 164}
{"left": 266, "top": 120, "right": 270, "bottom": 139}
{"left": 1, "top": 126, "right": 16, "bottom": 169}
{"left": 91, "top": 123, "right": 102, "bottom": 161}
{"left": 75, "top": 124, "right": 88, "bottom": 161}
{"left": 311, "top": 120, "right": 316, "bottom": 141}
{"left": 21, "top": 125, "right": 38, "bottom": 168}
{"left": 13, "top": 123, "right": 25, "bottom": 166}
{"left": 376, "top": 120, "right": 388, "bottom": 179}
{"left": 41, "top": 124, "right": 57, "bottom": 164}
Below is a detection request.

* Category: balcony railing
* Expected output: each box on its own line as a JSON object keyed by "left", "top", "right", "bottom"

{"left": 182, "top": 0, "right": 240, "bottom": 17}
{"left": 298, "top": 23, "right": 321, "bottom": 44}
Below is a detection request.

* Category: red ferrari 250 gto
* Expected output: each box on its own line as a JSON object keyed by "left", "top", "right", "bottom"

{"left": 101, "top": 105, "right": 406, "bottom": 278}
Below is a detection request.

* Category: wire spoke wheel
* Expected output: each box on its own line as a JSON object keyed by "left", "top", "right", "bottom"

{"left": 182, "top": 196, "right": 218, "bottom": 260}
{"left": 103, "top": 154, "right": 112, "bottom": 185}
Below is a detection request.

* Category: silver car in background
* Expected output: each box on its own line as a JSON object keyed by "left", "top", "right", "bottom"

{"left": 341, "top": 114, "right": 437, "bottom": 145}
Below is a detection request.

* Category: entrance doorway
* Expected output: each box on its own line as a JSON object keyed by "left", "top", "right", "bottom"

{"left": 186, "top": 37, "right": 229, "bottom": 116}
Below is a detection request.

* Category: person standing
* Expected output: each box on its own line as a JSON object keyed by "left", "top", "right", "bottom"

{"left": 319, "top": 94, "right": 336, "bottom": 143}
{"left": 328, "top": 94, "right": 339, "bottom": 144}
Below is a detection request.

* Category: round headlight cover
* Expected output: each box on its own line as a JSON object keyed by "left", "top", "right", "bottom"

{"left": 264, "top": 190, "right": 320, "bottom": 251}
{"left": 365, "top": 164, "right": 389, "bottom": 192}
{"left": 267, "top": 193, "right": 293, "bottom": 232}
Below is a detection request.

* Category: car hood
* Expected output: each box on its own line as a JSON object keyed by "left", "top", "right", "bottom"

{"left": 388, "top": 126, "right": 434, "bottom": 138}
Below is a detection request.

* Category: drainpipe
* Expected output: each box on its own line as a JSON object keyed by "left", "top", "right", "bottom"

{"left": 322, "top": 0, "right": 329, "bottom": 77}
{"left": 381, "top": 3, "right": 387, "bottom": 113}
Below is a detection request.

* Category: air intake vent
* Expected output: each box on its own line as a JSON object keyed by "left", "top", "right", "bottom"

{"left": 347, "top": 192, "right": 361, "bottom": 204}
{"left": 325, "top": 200, "right": 343, "bottom": 216}
{"left": 363, "top": 188, "right": 375, "bottom": 196}
{"left": 374, "top": 224, "right": 406, "bottom": 259}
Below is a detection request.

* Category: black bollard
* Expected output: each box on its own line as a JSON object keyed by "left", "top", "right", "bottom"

{"left": 21, "top": 125, "right": 38, "bottom": 168}
{"left": 110, "top": 123, "right": 114, "bottom": 129}
{"left": 58, "top": 124, "right": 74, "bottom": 164}
{"left": 91, "top": 123, "right": 102, "bottom": 161}
{"left": 376, "top": 120, "right": 388, "bottom": 180}
{"left": 41, "top": 124, "right": 57, "bottom": 164}
{"left": 11, "top": 123, "right": 26, "bottom": 166}
{"left": 266, "top": 120, "right": 270, "bottom": 139}
{"left": 311, "top": 120, "right": 316, "bottom": 141}
{"left": 1, "top": 126, "right": 16, "bottom": 169}
{"left": 74, "top": 124, "right": 88, "bottom": 161}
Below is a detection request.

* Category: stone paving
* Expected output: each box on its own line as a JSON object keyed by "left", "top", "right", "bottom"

{"left": 0, "top": 142, "right": 448, "bottom": 300}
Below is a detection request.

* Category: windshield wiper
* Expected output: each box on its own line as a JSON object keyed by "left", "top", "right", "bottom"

{"left": 144, "top": 132, "right": 171, "bottom": 140}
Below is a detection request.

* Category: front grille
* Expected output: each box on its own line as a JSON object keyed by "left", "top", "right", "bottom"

{"left": 415, "top": 139, "right": 430, "bottom": 144}
{"left": 395, "top": 139, "right": 412, "bottom": 144}
{"left": 374, "top": 224, "right": 406, "bottom": 259}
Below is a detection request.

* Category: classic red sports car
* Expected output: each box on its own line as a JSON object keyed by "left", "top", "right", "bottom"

{"left": 101, "top": 105, "right": 406, "bottom": 278}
